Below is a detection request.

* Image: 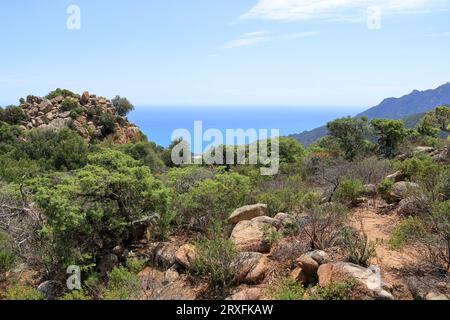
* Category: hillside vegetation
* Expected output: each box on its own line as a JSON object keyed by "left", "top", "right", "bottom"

{"left": 0, "top": 90, "right": 449, "bottom": 300}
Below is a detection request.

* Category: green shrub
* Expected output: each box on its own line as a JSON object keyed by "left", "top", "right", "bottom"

{"left": 333, "top": 178, "right": 364, "bottom": 207}
{"left": 5, "top": 284, "right": 44, "bottom": 300}
{"left": 167, "top": 166, "right": 215, "bottom": 194}
{"left": 302, "top": 202, "right": 349, "bottom": 250}
{"left": 102, "top": 266, "right": 141, "bottom": 300}
{"left": 126, "top": 258, "right": 146, "bottom": 274}
{"left": 256, "top": 189, "right": 303, "bottom": 216}
{"left": 29, "top": 149, "right": 170, "bottom": 270}
{"left": 22, "top": 128, "right": 88, "bottom": 171}
{"left": 59, "top": 290, "right": 91, "bottom": 300}
{"left": 262, "top": 224, "right": 282, "bottom": 247}
{"left": 267, "top": 278, "right": 355, "bottom": 300}
{"left": 177, "top": 173, "right": 251, "bottom": 231}
{"left": 0, "top": 249, "right": 16, "bottom": 280}
{"left": 389, "top": 217, "right": 425, "bottom": 250}
{"left": 60, "top": 98, "right": 80, "bottom": 112}
{"left": 0, "top": 105, "right": 26, "bottom": 125}
{"left": 119, "top": 142, "right": 165, "bottom": 173}
{"left": 99, "top": 113, "right": 117, "bottom": 136}
{"left": 342, "top": 226, "right": 377, "bottom": 267}
{"left": 307, "top": 280, "right": 355, "bottom": 300}
{"left": 267, "top": 278, "right": 305, "bottom": 300}
{"left": 192, "top": 237, "right": 238, "bottom": 292}
{"left": 378, "top": 178, "right": 394, "bottom": 202}
{"left": 46, "top": 88, "right": 77, "bottom": 100}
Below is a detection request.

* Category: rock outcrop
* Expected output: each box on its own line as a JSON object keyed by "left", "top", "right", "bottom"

{"left": 18, "top": 91, "right": 141, "bottom": 144}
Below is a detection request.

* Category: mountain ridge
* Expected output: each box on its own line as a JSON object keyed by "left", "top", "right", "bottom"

{"left": 291, "top": 82, "right": 450, "bottom": 146}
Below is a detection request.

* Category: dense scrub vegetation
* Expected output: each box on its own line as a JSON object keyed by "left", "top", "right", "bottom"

{"left": 1, "top": 92, "right": 449, "bottom": 300}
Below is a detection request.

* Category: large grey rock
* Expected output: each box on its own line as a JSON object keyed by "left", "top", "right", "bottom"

{"left": 407, "top": 276, "right": 450, "bottom": 300}
{"left": 97, "top": 253, "right": 119, "bottom": 275}
{"left": 389, "top": 182, "right": 420, "bottom": 203}
{"left": 318, "top": 262, "right": 394, "bottom": 300}
{"left": 228, "top": 204, "right": 267, "bottom": 225}
{"left": 147, "top": 242, "right": 178, "bottom": 269}
{"left": 37, "top": 280, "right": 63, "bottom": 300}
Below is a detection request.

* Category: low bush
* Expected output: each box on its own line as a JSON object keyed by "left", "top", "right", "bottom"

{"left": 102, "top": 266, "right": 141, "bottom": 300}
{"left": 389, "top": 217, "right": 425, "bottom": 250}
{"left": 4, "top": 284, "right": 44, "bottom": 300}
{"left": 307, "top": 280, "right": 355, "bottom": 300}
{"left": 0, "top": 249, "right": 16, "bottom": 281}
{"left": 378, "top": 178, "right": 394, "bottom": 202}
{"left": 46, "top": 88, "right": 77, "bottom": 100}
{"left": 342, "top": 225, "right": 377, "bottom": 267}
{"left": 59, "top": 290, "right": 91, "bottom": 300}
{"left": 302, "top": 202, "right": 349, "bottom": 250}
{"left": 267, "top": 278, "right": 355, "bottom": 300}
{"left": 60, "top": 98, "right": 80, "bottom": 112}
{"left": 99, "top": 113, "right": 117, "bottom": 136}
{"left": 0, "top": 106, "right": 26, "bottom": 125}
{"left": 267, "top": 278, "right": 305, "bottom": 300}
{"left": 192, "top": 237, "right": 238, "bottom": 294}
{"left": 256, "top": 189, "right": 303, "bottom": 216}
{"left": 333, "top": 178, "right": 364, "bottom": 207}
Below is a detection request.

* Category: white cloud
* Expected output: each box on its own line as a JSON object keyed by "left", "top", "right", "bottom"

{"left": 222, "top": 36, "right": 269, "bottom": 49}
{"left": 221, "top": 30, "right": 320, "bottom": 49}
{"left": 240, "top": 0, "right": 449, "bottom": 22}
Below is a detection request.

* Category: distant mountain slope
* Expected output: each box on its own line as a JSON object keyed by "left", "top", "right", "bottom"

{"left": 291, "top": 83, "right": 450, "bottom": 146}
{"left": 358, "top": 82, "right": 450, "bottom": 119}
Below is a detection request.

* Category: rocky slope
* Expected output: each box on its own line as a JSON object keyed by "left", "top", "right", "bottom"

{"left": 18, "top": 91, "right": 142, "bottom": 144}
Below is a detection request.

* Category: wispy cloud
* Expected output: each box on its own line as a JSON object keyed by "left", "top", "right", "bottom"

{"left": 424, "top": 30, "right": 450, "bottom": 37}
{"left": 240, "top": 0, "right": 450, "bottom": 22}
{"left": 221, "top": 30, "right": 320, "bottom": 50}
{"left": 0, "top": 78, "right": 26, "bottom": 84}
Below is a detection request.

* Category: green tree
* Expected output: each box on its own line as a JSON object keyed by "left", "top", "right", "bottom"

{"left": 0, "top": 105, "right": 26, "bottom": 125}
{"left": 370, "top": 119, "right": 408, "bottom": 158}
{"left": 327, "top": 117, "right": 369, "bottom": 160}
{"left": 418, "top": 105, "right": 450, "bottom": 136}
{"left": 111, "top": 96, "right": 134, "bottom": 116}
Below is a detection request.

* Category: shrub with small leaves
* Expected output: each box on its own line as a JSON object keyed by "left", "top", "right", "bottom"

{"left": 192, "top": 237, "right": 238, "bottom": 293}
{"left": 5, "top": 284, "right": 44, "bottom": 300}
{"left": 389, "top": 217, "right": 425, "bottom": 250}
{"left": 102, "top": 266, "right": 141, "bottom": 300}
{"left": 333, "top": 178, "right": 364, "bottom": 207}
{"left": 342, "top": 224, "right": 377, "bottom": 267}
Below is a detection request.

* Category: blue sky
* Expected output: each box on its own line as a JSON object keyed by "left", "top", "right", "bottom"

{"left": 0, "top": 0, "right": 450, "bottom": 108}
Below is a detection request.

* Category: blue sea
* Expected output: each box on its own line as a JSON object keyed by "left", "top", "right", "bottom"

{"left": 128, "top": 106, "right": 364, "bottom": 147}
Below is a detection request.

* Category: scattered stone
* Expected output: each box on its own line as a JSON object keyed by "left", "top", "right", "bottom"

{"left": 273, "top": 212, "right": 296, "bottom": 226}
{"left": 362, "top": 184, "right": 377, "bottom": 197}
{"left": 175, "top": 244, "right": 197, "bottom": 270}
{"left": 293, "top": 250, "right": 330, "bottom": 285}
{"left": 228, "top": 204, "right": 267, "bottom": 225}
{"left": 406, "top": 276, "right": 450, "bottom": 300}
{"left": 389, "top": 182, "right": 420, "bottom": 203}
{"left": 386, "top": 171, "right": 406, "bottom": 183}
{"left": 147, "top": 242, "right": 178, "bottom": 269}
{"left": 414, "top": 146, "right": 435, "bottom": 154}
{"left": 227, "top": 286, "right": 263, "bottom": 300}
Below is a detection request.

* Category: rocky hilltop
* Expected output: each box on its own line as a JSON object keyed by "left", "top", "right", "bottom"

{"left": 18, "top": 91, "right": 142, "bottom": 144}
